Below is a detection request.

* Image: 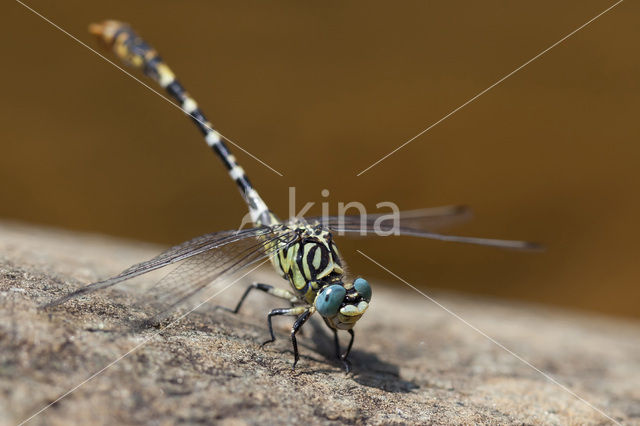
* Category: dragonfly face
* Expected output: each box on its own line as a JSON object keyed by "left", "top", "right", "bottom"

{"left": 316, "top": 278, "right": 372, "bottom": 330}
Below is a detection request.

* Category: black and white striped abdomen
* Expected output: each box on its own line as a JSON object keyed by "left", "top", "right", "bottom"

{"left": 89, "top": 20, "right": 272, "bottom": 227}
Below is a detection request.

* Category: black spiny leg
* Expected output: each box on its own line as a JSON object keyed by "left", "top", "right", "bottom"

{"left": 261, "top": 306, "right": 308, "bottom": 347}
{"left": 215, "top": 282, "right": 298, "bottom": 314}
{"left": 333, "top": 329, "right": 355, "bottom": 373}
{"left": 290, "top": 309, "right": 312, "bottom": 370}
{"left": 343, "top": 329, "right": 355, "bottom": 372}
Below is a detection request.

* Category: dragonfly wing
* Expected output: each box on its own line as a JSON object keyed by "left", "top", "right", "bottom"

{"left": 42, "top": 226, "right": 281, "bottom": 308}
{"left": 140, "top": 230, "right": 297, "bottom": 323}
{"left": 390, "top": 205, "right": 473, "bottom": 230}
{"left": 329, "top": 225, "right": 540, "bottom": 250}
{"left": 305, "top": 205, "right": 473, "bottom": 233}
{"left": 307, "top": 205, "right": 539, "bottom": 250}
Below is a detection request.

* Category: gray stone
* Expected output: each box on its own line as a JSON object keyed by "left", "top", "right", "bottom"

{"left": 1, "top": 222, "right": 638, "bottom": 425}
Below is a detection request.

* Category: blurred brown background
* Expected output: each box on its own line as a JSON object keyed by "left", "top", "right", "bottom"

{"left": 2, "top": 1, "right": 638, "bottom": 318}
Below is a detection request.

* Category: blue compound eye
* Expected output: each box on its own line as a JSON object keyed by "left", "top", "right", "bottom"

{"left": 353, "top": 278, "right": 372, "bottom": 302}
{"left": 315, "top": 285, "right": 346, "bottom": 317}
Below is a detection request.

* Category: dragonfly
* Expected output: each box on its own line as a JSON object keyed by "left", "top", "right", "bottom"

{"left": 44, "top": 20, "right": 539, "bottom": 372}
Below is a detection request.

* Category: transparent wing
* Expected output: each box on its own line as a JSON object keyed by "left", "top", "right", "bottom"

{"left": 306, "top": 205, "right": 473, "bottom": 232}
{"left": 42, "top": 226, "right": 287, "bottom": 308}
{"left": 307, "top": 205, "right": 540, "bottom": 250}
{"left": 139, "top": 230, "right": 297, "bottom": 324}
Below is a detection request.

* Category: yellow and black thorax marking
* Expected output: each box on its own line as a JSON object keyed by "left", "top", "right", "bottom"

{"left": 272, "top": 224, "right": 344, "bottom": 304}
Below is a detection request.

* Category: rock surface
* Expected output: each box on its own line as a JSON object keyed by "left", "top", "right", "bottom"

{"left": 0, "top": 222, "right": 638, "bottom": 425}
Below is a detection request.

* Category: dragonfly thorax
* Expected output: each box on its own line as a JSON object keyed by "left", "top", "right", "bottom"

{"left": 272, "top": 225, "right": 344, "bottom": 303}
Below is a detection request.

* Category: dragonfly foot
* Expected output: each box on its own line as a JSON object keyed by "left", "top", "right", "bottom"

{"left": 213, "top": 305, "right": 235, "bottom": 314}
{"left": 340, "top": 356, "right": 352, "bottom": 373}
{"left": 260, "top": 338, "right": 274, "bottom": 348}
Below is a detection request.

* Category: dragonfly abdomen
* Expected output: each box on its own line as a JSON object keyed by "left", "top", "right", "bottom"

{"left": 89, "top": 20, "right": 273, "bottom": 226}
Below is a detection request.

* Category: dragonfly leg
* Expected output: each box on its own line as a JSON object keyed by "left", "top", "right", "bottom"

{"left": 333, "top": 329, "right": 354, "bottom": 373}
{"left": 215, "top": 282, "right": 299, "bottom": 314}
{"left": 342, "top": 329, "right": 355, "bottom": 372}
{"left": 333, "top": 330, "right": 341, "bottom": 359}
{"left": 261, "top": 306, "right": 308, "bottom": 347}
{"left": 290, "top": 309, "right": 312, "bottom": 370}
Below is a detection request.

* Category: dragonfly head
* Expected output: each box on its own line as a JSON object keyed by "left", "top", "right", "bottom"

{"left": 315, "top": 278, "right": 372, "bottom": 330}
